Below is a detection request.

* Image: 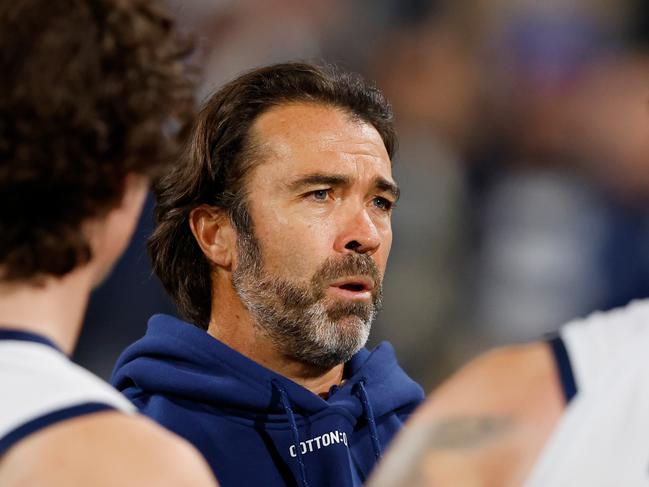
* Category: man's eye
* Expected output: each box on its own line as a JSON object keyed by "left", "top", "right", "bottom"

{"left": 373, "top": 197, "right": 393, "bottom": 211}
{"left": 311, "top": 189, "right": 329, "bottom": 201}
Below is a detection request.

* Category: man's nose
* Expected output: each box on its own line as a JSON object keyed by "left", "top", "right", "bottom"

{"left": 333, "top": 207, "right": 381, "bottom": 256}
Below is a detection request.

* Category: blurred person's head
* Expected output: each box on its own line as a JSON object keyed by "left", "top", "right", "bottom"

{"left": 564, "top": 54, "right": 649, "bottom": 200}
{"left": 374, "top": 24, "right": 481, "bottom": 150}
{"left": 150, "top": 62, "right": 398, "bottom": 368}
{"left": 0, "top": 0, "right": 194, "bottom": 286}
{"left": 480, "top": 2, "right": 619, "bottom": 164}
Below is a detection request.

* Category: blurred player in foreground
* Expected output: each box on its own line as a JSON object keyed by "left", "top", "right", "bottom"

{"left": 369, "top": 299, "right": 649, "bottom": 486}
{"left": 0, "top": 1, "right": 217, "bottom": 485}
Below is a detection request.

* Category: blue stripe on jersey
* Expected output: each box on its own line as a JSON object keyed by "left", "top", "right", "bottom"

{"left": 0, "top": 329, "right": 63, "bottom": 354}
{"left": 0, "top": 402, "right": 116, "bottom": 456}
{"left": 548, "top": 335, "right": 577, "bottom": 403}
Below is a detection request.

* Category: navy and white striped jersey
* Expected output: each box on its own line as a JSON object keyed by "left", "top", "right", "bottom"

{"left": 527, "top": 299, "right": 649, "bottom": 486}
{"left": 0, "top": 329, "right": 135, "bottom": 456}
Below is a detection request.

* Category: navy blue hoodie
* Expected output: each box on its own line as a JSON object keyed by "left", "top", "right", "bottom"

{"left": 112, "top": 314, "right": 424, "bottom": 487}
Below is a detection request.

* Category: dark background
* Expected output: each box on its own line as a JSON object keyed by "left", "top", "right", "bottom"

{"left": 76, "top": 0, "right": 649, "bottom": 391}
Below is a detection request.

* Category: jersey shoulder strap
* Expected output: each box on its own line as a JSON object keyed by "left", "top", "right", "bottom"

{"left": 0, "top": 330, "right": 136, "bottom": 456}
{"left": 550, "top": 299, "right": 649, "bottom": 400}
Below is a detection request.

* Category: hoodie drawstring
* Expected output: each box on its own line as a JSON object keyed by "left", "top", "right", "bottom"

{"left": 274, "top": 381, "right": 310, "bottom": 487}
{"left": 356, "top": 379, "right": 382, "bottom": 461}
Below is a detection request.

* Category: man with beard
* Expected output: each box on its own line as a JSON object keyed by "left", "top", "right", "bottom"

{"left": 112, "top": 62, "right": 424, "bottom": 487}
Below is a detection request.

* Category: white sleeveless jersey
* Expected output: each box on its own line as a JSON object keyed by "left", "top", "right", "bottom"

{"left": 526, "top": 299, "right": 649, "bottom": 486}
{"left": 0, "top": 329, "right": 136, "bottom": 455}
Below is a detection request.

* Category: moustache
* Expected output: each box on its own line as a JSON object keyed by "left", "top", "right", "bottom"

{"left": 312, "top": 254, "right": 381, "bottom": 295}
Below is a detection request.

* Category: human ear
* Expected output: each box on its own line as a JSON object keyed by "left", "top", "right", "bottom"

{"left": 189, "top": 205, "right": 236, "bottom": 269}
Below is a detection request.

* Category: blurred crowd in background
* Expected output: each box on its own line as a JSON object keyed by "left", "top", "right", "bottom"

{"left": 75, "top": 0, "right": 649, "bottom": 390}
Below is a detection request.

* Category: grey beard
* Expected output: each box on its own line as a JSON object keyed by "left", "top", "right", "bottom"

{"left": 232, "top": 230, "right": 382, "bottom": 370}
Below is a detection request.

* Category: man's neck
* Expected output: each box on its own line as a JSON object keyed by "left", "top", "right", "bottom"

{"left": 0, "top": 268, "right": 94, "bottom": 355}
{"left": 207, "top": 300, "right": 345, "bottom": 398}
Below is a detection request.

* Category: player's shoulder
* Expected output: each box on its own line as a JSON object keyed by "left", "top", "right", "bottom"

{"left": 0, "top": 411, "right": 218, "bottom": 487}
{"left": 368, "top": 343, "right": 562, "bottom": 487}
{"left": 425, "top": 299, "right": 649, "bottom": 416}
{"left": 561, "top": 299, "right": 649, "bottom": 355}
{"left": 420, "top": 341, "right": 559, "bottom": 417}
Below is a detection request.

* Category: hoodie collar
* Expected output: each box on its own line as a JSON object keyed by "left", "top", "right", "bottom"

{"left": 113, "top": 314, "right": 423, "bottom": 419}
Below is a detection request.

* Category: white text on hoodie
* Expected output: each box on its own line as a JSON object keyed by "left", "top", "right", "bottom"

{"left": 288, "top": 431, "right": 348, "bottom": 457}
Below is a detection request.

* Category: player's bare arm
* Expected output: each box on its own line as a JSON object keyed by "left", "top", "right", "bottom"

{"left": 368, "top": 342, "right": 565, "bottom": 487}
{"left": 0, "top": 412, "right": 218, "bottom": 487}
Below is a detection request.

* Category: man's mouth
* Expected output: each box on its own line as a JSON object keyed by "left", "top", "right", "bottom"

{"left": 327, "top": 276, "right": 375, "bottom": 300}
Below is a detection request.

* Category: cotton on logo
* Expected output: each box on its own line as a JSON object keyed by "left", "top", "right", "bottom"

{"left": 289, "top": 431, "right": 348, "bottom": 457}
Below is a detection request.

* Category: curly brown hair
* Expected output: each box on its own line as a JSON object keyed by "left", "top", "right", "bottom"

{"left": 149, "top": 62, "right": 396, "bottom": 329}
{"left": 0, "top": 0, "right": 194, "bottom": 281}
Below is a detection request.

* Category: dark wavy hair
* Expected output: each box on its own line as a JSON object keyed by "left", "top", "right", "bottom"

{"left": 149, "top": 62, "right": 396, "bottom": 329}
{"left": 0, "top": 0, "right": 194, "bottom": 281}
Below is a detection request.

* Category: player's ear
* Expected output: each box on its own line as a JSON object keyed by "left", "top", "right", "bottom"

{"left": 189, "top": 205, "right": 236, "bottom": 269}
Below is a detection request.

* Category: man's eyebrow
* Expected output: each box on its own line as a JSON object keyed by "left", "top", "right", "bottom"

{"left": 375, "top": 177, "right": 400, "bottom": 201}
{"left": 287, "top": 173, "right": 351, "bottom": 191}
{"left": 286, "top": 173, "right": 400, "bottom": 201}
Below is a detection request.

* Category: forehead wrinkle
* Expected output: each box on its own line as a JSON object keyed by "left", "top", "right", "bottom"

{"left": 313, "top": 115, "right": 388, "bottom": 159}
{"left": 255, "top": 103, "right": 388, "bottom": 160}
{"left": 248, "top": 103, "right": 392, "bottom": 190}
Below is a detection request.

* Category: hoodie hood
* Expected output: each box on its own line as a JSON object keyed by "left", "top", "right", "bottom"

{"left": 113, "top": 314, "right": 424, "bottom": 486}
